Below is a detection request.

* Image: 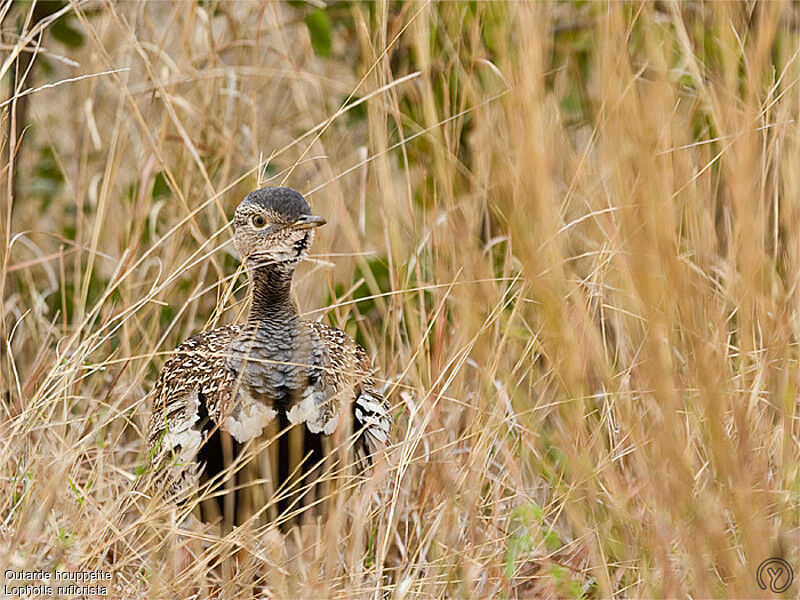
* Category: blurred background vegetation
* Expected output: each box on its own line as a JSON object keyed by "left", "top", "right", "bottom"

{"left": 1, "top": 1, "right": 799, "bottom": 598}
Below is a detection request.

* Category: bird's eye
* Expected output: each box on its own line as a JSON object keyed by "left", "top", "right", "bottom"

{"left": 251, "top": 214, "right": 267, "bottom": 229}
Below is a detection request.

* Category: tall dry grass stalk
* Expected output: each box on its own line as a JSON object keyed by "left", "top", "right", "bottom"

{"left": 1, "top": 1, "right": 798, "bottom": 597}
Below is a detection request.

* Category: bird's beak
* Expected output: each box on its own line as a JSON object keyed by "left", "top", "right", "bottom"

{"left": 291, "top": 214, "right": 327, "bottom": 230}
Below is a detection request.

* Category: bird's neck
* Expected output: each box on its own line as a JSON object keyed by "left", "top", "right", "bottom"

{"left": 247, "top": 260, "right": 297, "bottom": 321}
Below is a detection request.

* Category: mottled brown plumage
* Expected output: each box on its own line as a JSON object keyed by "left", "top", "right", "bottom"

{"left": 146, "top": 187, "right": 390, "bottom": 504}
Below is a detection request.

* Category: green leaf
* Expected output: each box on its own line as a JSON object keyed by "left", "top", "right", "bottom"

{"left": 305, "top": 9, "right": 332, "bottom": 57}
{"left": 50, "top": 17, "right": 84, "bottom": 48}
{"left": 33, "top": 145, "right": 65, "bottom": 209}
{"left": 67, "top": 476, "right": 84, "bottom": 505}
{"left": 57, "top": 526, "right": 75, "bottom": 549}
{"left": 152, "top": 171, "right": 171, "bottom": 198}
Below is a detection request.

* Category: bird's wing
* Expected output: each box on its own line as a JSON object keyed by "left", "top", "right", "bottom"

{"left": 281, "top": 324, "right": 339, "bottom": 434}
{"left": 146, "top": 325, "right": 241, "bottom": 495}
{"left": 304, "top": 321, "right": 392, "bottom": 465}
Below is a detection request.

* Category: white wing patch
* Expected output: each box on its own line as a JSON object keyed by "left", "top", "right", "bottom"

{"left": 162, "top": 392, "right": 203, "bottom": 453}
{"left": 160, "top": 391, "right": 205, "bottom": 491}
{"left": 284, "top": 329, "right": 340, "bottom": 436}
{"left": 287, "top": 384, "right": 339, "bottom": 435}
{"left": 222, "top": 388, "right": 278, "bottom": 443}
{"left": 355, "top": 390, "right": 391, "bottom": 448}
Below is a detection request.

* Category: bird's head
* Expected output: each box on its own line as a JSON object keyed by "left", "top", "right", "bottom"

{"left": 233, "top": 187, "right": 326, "bottom": 267}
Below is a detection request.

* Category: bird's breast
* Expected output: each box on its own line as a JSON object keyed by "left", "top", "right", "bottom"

{"left": 226, "top": 320, "right": 314, "bottom": 410}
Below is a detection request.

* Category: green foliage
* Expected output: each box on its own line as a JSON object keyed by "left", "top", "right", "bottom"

{"left": 31, "top": 145, "right": 64, "bottom": 210}
{"left": 503, "top": 502, "right": 590, "bottom": 597}
{"left": 151, "top": 172, "right": 171, "bottom": 199}
{"left": 548, "top": 564, "right": 589, "bottom": 599}
{"left": 45, "top": 265, "right": 109, "bottom": 326}
{"left": 364, "top": 520, "right": 379, "bottom": 569}
{"left": 342, "top": 94, "right": 367, "bottom": 124}
{"left": 57, "top": 526, "right": 75, "bottom": 549}
{"left": 159, "top": 304, "right": 176, "bottom": 330}
{"left": 10, "top": 471, "right": 31, "bottom": 507}
{"left": 503, "top": 502, "right": 560, "bottom": 579}
{"left": 95, "top": 429, "right": 107, "bottom": 449}
{"left": 196, "top": 0, "right": 222, "bottom": 15}
{"left": 50, "top": 14, "right": 83, "bottom": 47}
{"left": 329, "top": 256, "right": 390, "bottom": 345}
{"left": 551, "top": 22, "right": 594, "bottom": 127}
{"left": 305, "top": 9, "right": 332, "bottom": 57}
{"left": 67, "top": 476, "right": 86, "bottom": 506}
{"left": 14, "top": 0, "right": 86, "bottom": 48}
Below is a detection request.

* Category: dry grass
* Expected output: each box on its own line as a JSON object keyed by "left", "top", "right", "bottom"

{"left": 1, "top": 1, "right": 799, "bottom": 598}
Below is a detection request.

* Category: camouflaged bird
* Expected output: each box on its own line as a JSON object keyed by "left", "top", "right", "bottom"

{"left": 146, "top": 187, "right": 390, "bottom": 501}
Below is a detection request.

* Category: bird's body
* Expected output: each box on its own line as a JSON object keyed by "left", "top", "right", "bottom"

{"left": 146, "top": 187, "right": 390, "bottom": 514}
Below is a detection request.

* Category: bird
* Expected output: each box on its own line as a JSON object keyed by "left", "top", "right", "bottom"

{"left": 145, "top": 186, "right": 391, "bottom": 521}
